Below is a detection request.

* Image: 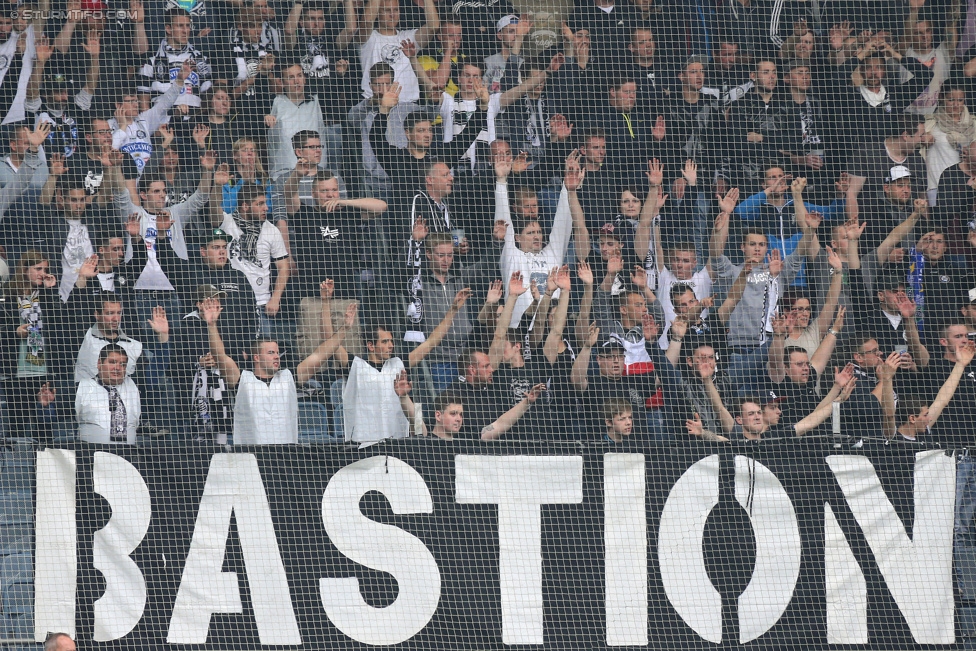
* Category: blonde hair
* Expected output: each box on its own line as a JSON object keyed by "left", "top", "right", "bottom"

{"left": 232, "top": 138, "right": 268, "bottom": 183}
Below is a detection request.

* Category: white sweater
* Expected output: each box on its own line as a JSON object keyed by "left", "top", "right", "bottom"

{"left": 496, "top": 182, "right": 573, "bottom": 326}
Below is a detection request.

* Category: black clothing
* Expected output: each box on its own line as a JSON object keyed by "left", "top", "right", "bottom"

{"left": 289, "top": 205, "right": 365, "bottom": 300}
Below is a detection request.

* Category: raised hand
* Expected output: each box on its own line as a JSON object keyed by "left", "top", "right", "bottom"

{"left": 319, "top": 278, "right": 335, "bottom": 300}
{"left": 512, "top": 151, "right": 531, "bottom": 174}
{"left": 682, "top": 159, "right": 698, "bottom": 186}
{"left": 494, "top": 154, "right": 513, "bottom": 180}
{"left": 452, "top": 287, "right": 473, "bottom": 309}
{"left": 846, "top": 219, "right": 867, "bottom": 241}
{"left": 509, "top": 271, "right": 527, "bottom": 296}
{"left": 486, "top": 279, "right": 503, "bottom": 304}
{"left": 48, "top": 153, "right": 66, "bottom": 176}
{"left": 200, "top": 149, "right": 217, "bottom": 170}
{"left": 606, "top": 254, "right": 623, "bottom": 276}
{"left": 544, "top": 266, "right": 558, "bottom": 296}
{"left": 832, "top": 305, "right": 846, "bottom": 331}
{"left": 838, "top": 375, "right": 857, "bottom": 402}
{"left": 148, "top": 305, "right": 169, "bottom": 336}
{"left": 176, "top": 59, "right": 194, "bottom": 84}
{"left": 400, "top": 39, "right": 417, "bottom": 58}
{"left": 200, "top": 297, "right": 222, "bottom": 324}
{"left": 771, "top": 311, "right": 789, "bottom": 336}
{"left": 79, "top": 254, "right": 98, "bottom": 279}
{"left": 564, "top": 149, "right": 585, "bottom": 191}
{"left": 530, "top": 279, "right": 541, "bottom": 302}
{"left": 897, "top": 294, "right": 917, "bottom": 319}
{"left": 835, "top": 171, "right": 851, "bottom": 195}
{"left": 549, "top": 114, "right": 573, "bottom": 142}
{"left": 577, "top": 260, "right": 594, "bottom": 286}
{"left": 154, "top": 210, "right": 172, "bottom": 232}
{"left": 411, "top": 217, "right": 428, "bottom": 241}
{"left": 958, "top": 340, "right": 976, "bottom": 366}
{"left": 826, "top": 245, "right": 843, "bottom": 271}
{"left": 879, "top": 351, "right": 901, "bottom": 379}
{"left": 913, "top": 198, "right": 929, "bottom": 218}
{"left": 157, "top": 124, "right": 175, "bottom": 148}
{"left": 829, "top": 20, "right": 853, "bottom": 50}
{"left": 585, "top": 322, "right": 600, "bottom": 347}
{"left": 493, "top": 219, "right": 509, "bottom": 241}
{"left": 394, "top": 369, "right": 413, "bottom": 397}
{"left": 630, "top": 264, "right": 648, "bottom": 289}
{"left": 768, "top": 248, "right": 784, "bottom": 277}
{"left": 525, "top": 382, "right": 547, "bottom": 404}
{"left": 125, "top": 213, "right": 142, "bottom": 238}
{"left": 651, "top": 115, "right": 666, "bottom": 141}
{"left": 343, "top": 301, "right": 358, "bottom": 328}
{"left": 37, "top": 383, "right": 56, "bottom": 407}
{"left": 791, "top": 176, "right": 807, "bottom": 195}
{"left": 717, "top": 187, "right": 739, "bottom": 214}
{"left": 833, "top": 363, "right": 855, "bottom": 389}
{"left": 27, "top": 122, "right": 52, "bottom": 149}
{"left": 214, "top": 163, "right": 231, "bottom": 186}
{"left": 670, "top": 314, "right": 689, "bottom": 340}
{"left": 686, "top": 413, "right": 704, "bottom": 437}
{"left": 380, "top": 81, "right": 402, "bottom": 112}
{"left": 554, "top": 264, "right": 571, "bottom": 291}
{"left": 35, "top": 36, "right": 54, "bottom": 63}
{"left": 647, "top": 158, "right": 664, "bottom": 187}
{"left": 193, "top": 124, "right": 211, "bottom": 149}
{"left": 642, "top": 313, "right": 659, "bottom": 341}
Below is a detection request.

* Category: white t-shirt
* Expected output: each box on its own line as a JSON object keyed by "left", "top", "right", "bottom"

{"left": 360, "top": 29, "right": 420, "bottom": 102}
{"left": 76, "top": 377, "right": 141, "bottom": 444}
{"left": 656, "top": 266, "right": 713, "bottom": 348}
{"left": 233, "top": 369, "right": 298, "bottom": 444}
{"left": 220, "top": 213, "right": 288, "bottom": 305}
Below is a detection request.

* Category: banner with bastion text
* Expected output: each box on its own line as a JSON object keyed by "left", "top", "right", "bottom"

{"left": 31, "top": 439, "right": 960, "bottom": 650}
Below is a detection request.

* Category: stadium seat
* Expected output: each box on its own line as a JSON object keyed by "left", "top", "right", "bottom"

{"left": 298, "top": 401, "right": 338, "bottom": 442}
{"left": 0, "top": 493, "right": 33, "bottom": 527}
{"left": 0, "top": 552, "right": 32, "bottom": 589}
{"left": 0, "top": 524, "right": 33, "bottom": 557}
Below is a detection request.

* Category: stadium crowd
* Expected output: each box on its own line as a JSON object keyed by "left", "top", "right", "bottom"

{"left": 1, "top": 0, "right": 976, "bottom": 445}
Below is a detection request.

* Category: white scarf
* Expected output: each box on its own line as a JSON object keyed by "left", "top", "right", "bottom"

{"left": 859, "top": 85, "right": 888, "bottom": 108}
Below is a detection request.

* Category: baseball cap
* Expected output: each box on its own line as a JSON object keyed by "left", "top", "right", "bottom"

{"left": 754, "top": 380, "right": 788, "bottom": 406}
{"left": 44, "top": 71, "right": 74, "bottom": 90}
{"left": 598, "top": 338, "right": 626, "bottom": 356}
{"left": 81, "top": 0, "right": 108, "bottom": 11}
{"left": 786, "top": 58, "right": 810, "bottom": 71}
{"left": 885, "top": 165, "right": 911, "bottom": 183}
{"left": 196, "top": 284, "right": 227, "bottom": 302}
{"left": 199, "top": 227, "right": 229, "bottom": 246}
{"left": 496, "top": 15, "right": 518, "bottom": 32}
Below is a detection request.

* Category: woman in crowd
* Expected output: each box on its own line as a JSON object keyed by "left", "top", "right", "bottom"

{"left": 1, "top": 251, "right": 59, "bottom": 441}
{"left": 221, "top": 137, "right": 272, "bottom": 214}
{"left": 924, "top": 82, "right": 976, "bottom": 199}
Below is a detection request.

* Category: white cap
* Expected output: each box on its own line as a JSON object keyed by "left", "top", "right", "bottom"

{"left": 886, "top": 165, "right": 911, "bottom": 183}
{"left": 496, "top": 15, "right": 518, "bottom": 32}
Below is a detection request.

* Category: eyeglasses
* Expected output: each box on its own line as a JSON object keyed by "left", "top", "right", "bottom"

{"left": 860, "top": 347, "right": 881, "bottom": 356}
{"left": 301, "top": 144, "right": 323, "bottom": 150}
